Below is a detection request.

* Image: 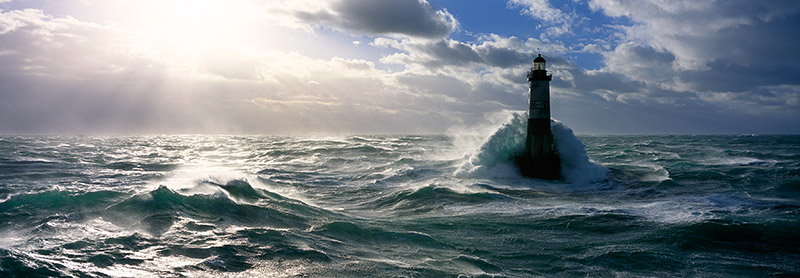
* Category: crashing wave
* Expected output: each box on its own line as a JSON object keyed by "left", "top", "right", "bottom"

{"left": 455, "top": 112, "right": 608, "bottom": 184}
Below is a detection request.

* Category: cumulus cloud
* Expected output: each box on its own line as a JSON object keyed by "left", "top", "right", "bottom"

{"left": 1, "top": 1, "right": 798, "bottom": 135}
{"left": 584, "top": 0, "right": 800, "bottom": 121}
{"left": 284, "top": 0, "right": 456, "bottom": 38}
{"left": 367, "top": 34, "right": 578, "bottom": 114}
{"left": 376, "top": 35, "right": 566, "bottom": 71}
{"left": 507, "top": 0, "right": 579, "bottom": 37}
{"left": 0, "top": 8, "right": 517, "bottom": 134}
{"left": 591, "top": 0, "right": 800, "bottom": 74}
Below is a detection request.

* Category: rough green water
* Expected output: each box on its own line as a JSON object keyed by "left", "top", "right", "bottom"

{"left": 1, "top": 114, "right": 799, "bottom": 277}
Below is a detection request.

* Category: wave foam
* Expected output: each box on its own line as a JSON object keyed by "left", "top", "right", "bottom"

{"left": 455, "top": 112, "right": 608, "bottom": 184}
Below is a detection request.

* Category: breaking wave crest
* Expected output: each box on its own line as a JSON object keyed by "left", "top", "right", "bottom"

{"left": 2, "top": 133, "right": 798, "bottom": 277}
{"left": 456, "top": 112, "right": 608, "bottom": 183}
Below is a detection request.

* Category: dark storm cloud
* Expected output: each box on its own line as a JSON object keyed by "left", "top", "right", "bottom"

{"left": 422, "top": 40, "right": 481, "bottom": 66}
{"left": 671, "top": 17, "right": 800, "bottom": 94}
{"left": 597, "top": 1, "right": 800, "bottom": 81}
{"left": 295, "top": 0, "right": 456, "bottom": 38}
{"left": 477, "top": 45, "right": 532, "bottom": 68}
{"left": 603, "top": 19, "right": 800, "bottom": 93}
{"left": 395, "top": 39, "right": 551, "bottom": 69}
{"left": 578, "top": 0, "right": 800, "bottom": 132}
{"left": 557, "top": 70, "right": 645, "bottom": 94}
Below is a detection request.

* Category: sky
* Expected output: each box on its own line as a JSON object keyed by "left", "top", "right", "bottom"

{"left": 0, "top": 0, "right": 798, "bottom": 135}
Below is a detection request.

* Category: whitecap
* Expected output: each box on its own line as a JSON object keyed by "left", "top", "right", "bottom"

{"left": 454, "top": 112, "right": 608, "bottom": 184}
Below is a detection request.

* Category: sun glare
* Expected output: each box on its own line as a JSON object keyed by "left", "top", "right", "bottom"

{"left": 117, "top": 0, "right": 262, "bottom": 58}
{"left": 165, "top": 0, "right": 231, "bottom": 44}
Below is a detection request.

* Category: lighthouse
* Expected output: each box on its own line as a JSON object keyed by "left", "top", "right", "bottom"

{"left": 516, "top": 54, "right": 560, "bottom": 179}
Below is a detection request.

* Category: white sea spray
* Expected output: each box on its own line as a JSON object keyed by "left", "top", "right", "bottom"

{"left": 455, "top": 112, "right": 608, "bottom": 184}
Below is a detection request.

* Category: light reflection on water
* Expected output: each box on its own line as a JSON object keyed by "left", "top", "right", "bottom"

{"left": 0, "top": 133, "right": 798, "bottom": 277}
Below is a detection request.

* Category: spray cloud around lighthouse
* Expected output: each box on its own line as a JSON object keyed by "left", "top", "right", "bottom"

{"left": 455, "top": 112, "right": 608, "bottom": 184}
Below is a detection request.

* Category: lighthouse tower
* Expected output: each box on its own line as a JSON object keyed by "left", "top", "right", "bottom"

{"left": 517, "top": 54, "right": 560, "bottom": 179}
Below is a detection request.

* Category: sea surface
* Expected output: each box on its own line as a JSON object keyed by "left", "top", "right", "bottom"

{"left": 1, "top": 113, "right": 799, "bottom": 277}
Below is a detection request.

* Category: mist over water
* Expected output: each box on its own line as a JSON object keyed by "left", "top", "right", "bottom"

{"left": 1, "top": 116, "right": 799, "bottom": 277}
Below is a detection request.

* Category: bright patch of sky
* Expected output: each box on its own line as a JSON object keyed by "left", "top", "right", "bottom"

{"left": 0, "top": 0, "right": 798, "bottom": 134}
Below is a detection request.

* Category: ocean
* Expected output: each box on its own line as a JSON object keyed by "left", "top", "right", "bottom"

{"left": 1, "top": 113, "right": 799, "bottom": 277}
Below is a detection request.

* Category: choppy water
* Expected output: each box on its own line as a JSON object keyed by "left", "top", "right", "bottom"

{"left": 1, "top": 113, "right": 799, "bottom": 277}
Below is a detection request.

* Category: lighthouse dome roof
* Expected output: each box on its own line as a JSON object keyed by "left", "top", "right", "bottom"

{"left": 533, "top": 54, "right": 545, "bottom": 63}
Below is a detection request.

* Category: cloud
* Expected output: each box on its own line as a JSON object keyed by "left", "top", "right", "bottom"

{"left": 584, "top": 0, "right": 800, "bottom": 120}
{"left": 376, "top": 34, "right": 567, "bottom": 71}
{"left": 590, "top": 0, "right": 800, "bottom": 72}
{"left": 0, "top": 9, "right": 136, "bottom": 75}
{"left": 699, "top": 85, "right": 800, "bottom": 114}
{"left": 1, "top": 2, "right": 798, "bottom": 135}
{"left": 287, "top": 0, "right": 456, "bottom": 38}
{"left": 0, "top": 9, "right": 520, "bottom": 134}
{"left": 507, "top": 0, "right": 578, "bottom": 37}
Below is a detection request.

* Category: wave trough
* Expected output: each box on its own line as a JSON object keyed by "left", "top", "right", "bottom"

{"left": 1, "top": 122, "right": 799, "bottom": 277}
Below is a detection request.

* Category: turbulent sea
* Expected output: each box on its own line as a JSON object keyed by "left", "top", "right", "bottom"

{"left": 1, "top": 113, "right": 799, "bottom": 277}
